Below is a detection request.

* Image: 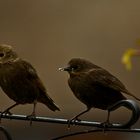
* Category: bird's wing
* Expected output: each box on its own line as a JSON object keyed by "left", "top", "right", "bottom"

{"left": 16, "top": 59, "right": 60, "bottom": 111}
{"left": 87, "top": 68, "right": 140, "bottom": 101}
{"left": 87, "top": 68, "right": 126, "bottom": 92}
{"left": 15, "top": 59, "right": 47, "bottom": 92}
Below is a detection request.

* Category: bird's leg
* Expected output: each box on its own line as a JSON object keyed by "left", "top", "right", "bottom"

{"left": 105, "top": 110, "right": 110, "bottom": 124}
{"left": 27, "top": 101, "right": 37, "bottom": 125}
{"left": 68, "top": 107, "right": 91, "bottom": 128}
{"left": 1, "top": 103, "right": 19, "bottom": 115}
{"left": 0, "top": 103, "right": 19, "bottom": 122}
{"left": 100, "top": 111, "right": 112, "bottom": 128}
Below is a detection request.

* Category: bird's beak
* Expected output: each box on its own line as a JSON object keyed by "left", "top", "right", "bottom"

{"left": 58, "top": 66, "right": 71, "bottom": 71}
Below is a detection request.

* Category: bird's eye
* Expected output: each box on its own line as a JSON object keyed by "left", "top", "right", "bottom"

{"left": 71, "top": 65, "right": 79, "bottom": 71}
{"left": 0, "top": 53, "right": 5, "bottom": 57}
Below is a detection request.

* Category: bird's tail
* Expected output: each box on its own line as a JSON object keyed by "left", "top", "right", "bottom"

{"left": 38, "top": 95, "right": 60, "bottom": 111}
{"left": 124, "top": 90, "right": 140, "bottom": 101}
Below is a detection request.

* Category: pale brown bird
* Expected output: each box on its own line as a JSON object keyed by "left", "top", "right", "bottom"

{"left": 59, "top": 58, "right": 140, "bottom": 126}
{"left": 0, "top": 44, "right": 60, "bottom": 119}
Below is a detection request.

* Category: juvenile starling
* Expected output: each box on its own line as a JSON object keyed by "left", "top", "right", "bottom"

{"left": 0, "top": 44, "right": 60, "bottom": 119}
{"left": 59, "top": 58, "right": 140, "bottom": 126}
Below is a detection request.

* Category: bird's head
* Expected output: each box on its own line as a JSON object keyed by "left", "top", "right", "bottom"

{"left": 0, "top": 44, "right": 18, "bottom": 63}
{"left": 59, "top": 58, "right": 99, "bottom": 75}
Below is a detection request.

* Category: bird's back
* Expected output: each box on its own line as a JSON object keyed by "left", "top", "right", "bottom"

{"left": 0, "top": 59, "right": 60, "bottom": 111}
{"left": 68, "top": 70, "right": 126, "bottom": 110}
{"left": 0, "top": 59, "right": 40, "bottom": 103}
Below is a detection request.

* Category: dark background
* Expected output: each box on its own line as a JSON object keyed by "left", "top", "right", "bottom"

{"left": 0, "top": 0, "right": 140, "bottom": 139}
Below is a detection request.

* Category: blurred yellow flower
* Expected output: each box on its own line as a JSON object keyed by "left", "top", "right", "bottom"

{"left": 122, "top": 48, "right": 138, "bottom": 70}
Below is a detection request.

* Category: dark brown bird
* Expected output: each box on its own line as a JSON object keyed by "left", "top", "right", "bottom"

{"left": 0, "top": 44, "right": 60, "bottom": 118}
{"left": 59, "top": 58, "right": 140, "bottom": 125}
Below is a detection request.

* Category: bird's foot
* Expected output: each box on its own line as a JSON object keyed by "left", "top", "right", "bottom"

{"left": 0, "top": 110, "right": 12, "bottom": 115}
{"left": 100, "top": 121, "right": 113, "bottom": 133}
{"left": 26, "top": 113, "right": 36, "bottom": 126}
{"left": 67, "top": 117, "right": 81, "bottom": 129}
{"left": 0, "top": 110, "right": 12, "bottom": 123}
{"left": 100, "top": 121, "right": 112, "bottom": 128}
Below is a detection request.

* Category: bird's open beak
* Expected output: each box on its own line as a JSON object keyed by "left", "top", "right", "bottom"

{"left": 58, "top": 66, "right": 71, "bottom": 71}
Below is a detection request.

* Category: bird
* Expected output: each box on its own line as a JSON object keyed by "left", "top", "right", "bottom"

{"left": 59, "top": 58, "right": 140, "bottom": 127}
{"left": 0, "top": 44, "right": 60, "bottom": 121}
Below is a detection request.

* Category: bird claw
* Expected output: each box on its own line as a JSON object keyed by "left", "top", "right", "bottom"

{"left": 0, "top": 110, "right": 12, "bottom": 123}
{"left": 26, "top": 113, "right": 36, "bottom": 126}
{"left": 67, "top": 117, "right": 81, "bottom": 128}
{"left": 100, "top": 121, "right": 113, "bottom": 128}
{"left": 0, "top": 110, "right": 12, "bottom": 115}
